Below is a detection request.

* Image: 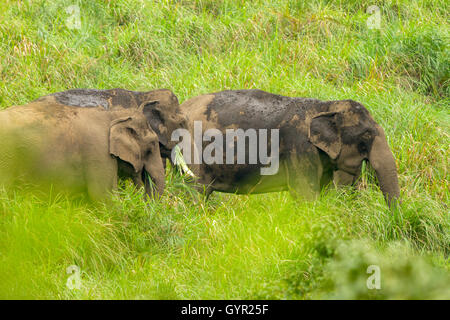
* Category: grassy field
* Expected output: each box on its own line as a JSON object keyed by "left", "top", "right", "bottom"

{"left": 0, "top": 0, "right": 449, "bottom": 299}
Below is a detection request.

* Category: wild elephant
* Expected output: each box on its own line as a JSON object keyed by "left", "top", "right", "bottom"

{"left": 177, "top": 89, "right": 400, "bottom": 206}
{"left": 0, "top": 101, "right": 165, "bottom": 201}
{"left": 33, "top": 88, "right": 188, "bottom": 162}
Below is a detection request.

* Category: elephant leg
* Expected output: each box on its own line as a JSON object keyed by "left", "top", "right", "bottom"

{"left": 193, "top": 183, "right": 214, "bottom": 198}
{"left": 132, "top": 172, "right": 159, "bottom": 202}
{"left": 85, "top": 161, "right": 117, "bottom": 202}
{"left": 181, "top": 162, "right": 215, "bottom": 198}
{"left": 286, "top": 151, "right": 323, "bottom": 201}
{"left": 132, "top": 173, "right": 153, "bottom": 201}
{"left": 0, "top": 162, "right": 13, "bottom": 189}
{"left": 333, "top": 170, "right": 355, "bottom": 186}
{"left": 188, "top": 174, "right": 214, "bottom": 201}
{"left": 132, "top": 173, "right": 146, "bottom": 192}
{"left": 320, "top": 168, "right": 334, "bottom": 189}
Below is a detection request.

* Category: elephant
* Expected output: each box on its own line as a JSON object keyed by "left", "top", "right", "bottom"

{"left": 176, "top": 89, "right": 400, "bottom": 206}
{"left": 33, "top": 88, "right": 188, "bottom": 162}
{"left": 0, "top": 100, "right": 165, "bottom": 201}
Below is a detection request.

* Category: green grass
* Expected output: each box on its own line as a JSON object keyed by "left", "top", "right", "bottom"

{"left": 0, "top": 0, "right": 449, "bottom": 299}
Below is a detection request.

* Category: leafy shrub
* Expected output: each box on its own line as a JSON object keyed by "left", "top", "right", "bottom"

{"left": 325, "top": 240, "right": 450, "bottom": 299}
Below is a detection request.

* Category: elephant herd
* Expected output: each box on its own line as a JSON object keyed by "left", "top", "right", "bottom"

{"left": 0, "top": 88, "right": 400, "bottom": 206}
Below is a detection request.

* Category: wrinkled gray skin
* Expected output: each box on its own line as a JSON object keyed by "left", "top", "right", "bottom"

{"left": 179, "top": 90, "right": 400, "bottom": 206}
{"left": 0, "top": 101, "right": 165, "bottom": 201}
{"left": 33, "top": 88, "right": 188, "bottom": 162}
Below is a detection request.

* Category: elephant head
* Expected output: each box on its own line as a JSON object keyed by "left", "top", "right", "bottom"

{"left": 109, "top": 108, "right": 166, "bottom": 198}
{"left": 308, "top": 100, "right": 400, "bottom": 206}
{"left": 43, "top": 88, "right": 188, "bottom": 160}
{"left": 134, "top": 89, "right": 188, "bottom": 159}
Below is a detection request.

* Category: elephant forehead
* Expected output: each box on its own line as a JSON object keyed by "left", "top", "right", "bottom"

{"left": 136, "top": 89, "right": 179, "bottom": 107}
{"left": 341, "top": 124, "right": 376, "bottom": 146}
{"left": 132, "top": 114, "right": 160, "bottom": 138}
{"left": 109, "top": 89, "right": 139, "bottom": 108}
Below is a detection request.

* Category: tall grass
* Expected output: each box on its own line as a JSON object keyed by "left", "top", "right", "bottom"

{"left": 0, "top": 0, "right": 448, "bottom": 299}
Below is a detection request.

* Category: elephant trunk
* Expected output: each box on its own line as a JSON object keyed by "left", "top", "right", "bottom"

{"left": 144, "top": 154, "right": 166, "bottom": 198}
{"left": 368, "top": 132, "right": 400, "bottom": 207}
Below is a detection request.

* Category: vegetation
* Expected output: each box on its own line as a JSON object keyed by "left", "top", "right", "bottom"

{"left": 0, "top": 0, "right": 448, "bottom": 299}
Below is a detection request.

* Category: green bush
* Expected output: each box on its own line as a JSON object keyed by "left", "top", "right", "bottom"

{"left": 326, "top": 240, "right": 450, "bottom": 299}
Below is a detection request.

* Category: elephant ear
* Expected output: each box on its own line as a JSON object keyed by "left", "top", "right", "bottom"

{"left": 109, "top": 117, "right": 143, "bottom": 173}
{"left": 308, "top": 112, "right": 342, "bottom": 159}
{"left": 140, "top": 100, "right": 169, "bottom": 146}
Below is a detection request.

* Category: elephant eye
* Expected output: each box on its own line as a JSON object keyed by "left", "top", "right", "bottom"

{"left": 127, "top": 127, "right": 138, "bottom": 137}
{"left": 127, "top": 127, "right": 137, "bottom": 135}
{"left": 145, "top": 149, "right": 153, "bottom": 158}
{"left": 151, "top": 109, "right": 162, "bottom": 120}
{"left": 357, "top": 142, "right": 368, "bottom": 154}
